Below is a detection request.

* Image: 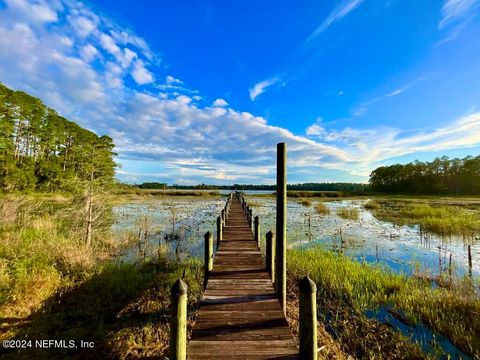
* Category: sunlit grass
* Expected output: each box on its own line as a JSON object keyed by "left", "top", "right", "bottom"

{"left": 364, "top": 200, "right": 380, "bottom": 210}
{"left": 288, "top": 246, "right": 480, "bottom": 358}
{"left": 315, "top": 202, "right": 330, "bottom": 215}
{"left": 372, "top": 201, "right": 480, "bottom": 236}
{"left": 337, "top": 207, "right": 360, "bottom": 220}
{"left": 299, "top": 198, "right": 312, "bottom": 207}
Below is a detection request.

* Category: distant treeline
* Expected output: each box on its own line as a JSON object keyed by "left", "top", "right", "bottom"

{"left": 0, "top": 83, "right": 116, "bottom": 192}
{"left": 137, "top": 182, "right": 370, "bottom": 192}
{"left": 369, "top": 156, "right": 480, "bottom": 195}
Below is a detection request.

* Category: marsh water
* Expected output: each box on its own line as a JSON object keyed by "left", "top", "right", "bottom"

{"left": 112, "top": 194, "right": 479, "bottom": 278}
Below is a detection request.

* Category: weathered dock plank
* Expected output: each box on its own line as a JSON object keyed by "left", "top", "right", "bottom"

{"left": 187, "top": 195, "right": 298, "bottom": 359}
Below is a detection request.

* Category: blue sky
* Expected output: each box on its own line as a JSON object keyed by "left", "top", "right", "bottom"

{"left": 1, "top": 0, "right": 480, "bottom": 184}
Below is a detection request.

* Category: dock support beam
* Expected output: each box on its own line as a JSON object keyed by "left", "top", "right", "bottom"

{"left": 216, "top": 216, "right": 222, "bottom": 251}
{"left": 275, "top": 142, "right": 287, "bottom": 313}
{"left": 204, "top": 232, "right": 213, "bottom": 289}
{"left": 170, "top": 279, "right": 188, "bottom": 360}
{"left": 266, "top": 231, "right": 275, "bottom": 283}
{"left": 299, "top": 276, "right": 317, "bottom": 360}
{"left": 254, "top": 216, "right": 260, "bottom": 247}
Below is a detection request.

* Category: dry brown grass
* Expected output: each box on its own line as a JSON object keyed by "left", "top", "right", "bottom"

{"left": 316, "top": 203, "right": 331, "bottom": 215}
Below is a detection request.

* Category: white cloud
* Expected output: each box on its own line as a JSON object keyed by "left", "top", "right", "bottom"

{"left": 352, "top": 76, "right": 427, "bottom": 116}
{"left": 306, "top": 112, "right": 480, "bottom": 169}
{"left": 131, "top": 59, "right": 154, "bottom": 84}
{"left": 71, "top": 15, "right": 96, "bottom": 37}
{"left": 306, "top": 0, "right": 366, "bottom": 43}
{"left": 99, "top": 33, "right": 121, "bottom": 57}
{"left": 5, "top": 0, "right": 58, "bottom": 23}
{"left": 439, "top": 0, "right": 478, "bottom": 28}
{"left": 80, "top": 44, "right": 98, "bottom": 62}
{"left": 249, "top": 77, "right": 280, "bottom": 101}
{"left": 212, "top": 98, "right": 228, "bottom": 107}
{"left": 2, "top": 0, "right": 480, "bottom": 184}
{"left": 166, "top": 75, "right": 184, "bottom": 85}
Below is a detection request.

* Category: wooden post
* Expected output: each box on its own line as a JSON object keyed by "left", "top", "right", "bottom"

{"left": 221, "top": 209, "right": 225, "bottom": 224}
{"left": 254, "top": 216, "right": 260, "bottom": 247}
{"left": 266, "top": 231, "right": 275, "bottom": 283}
{"left": 276, "top": 142, "right": 287, "bottom": 313}
{"left": 170, "top": 279, "right": 188, "bottom": 360}
{"left": 468, "top": 244, "right": 472, "bottom": 277}
{"left": 299, "top": 276, "right": 317, "bottom": 360}
{"left": 204, "top": 232, "right": 213, "bottom": 289}
{"left": 249, "top": 208, "right": 253, "bottom": 229}
{"left": 216, "top": 216, "right": 222, "bottom": 251}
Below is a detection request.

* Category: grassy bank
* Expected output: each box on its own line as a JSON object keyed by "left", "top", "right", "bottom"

{"left": 0, "top": 195, "right": 204, "bottom": 359}
{"left": 288, "top": 246, "right": 480, "bottom": 359}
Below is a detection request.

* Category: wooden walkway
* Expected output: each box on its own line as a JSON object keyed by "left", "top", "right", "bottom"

{"left": 187, "top": 195, "right": 298, "bottom": 359}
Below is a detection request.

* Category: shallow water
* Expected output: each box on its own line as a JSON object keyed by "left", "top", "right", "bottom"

{"left": 111, "top": 197, "right": 224, "bottom": 261}
{"left": 246, "top": 196, "right": 479, "bottom": 278}
{"left": 111, "top": 195, "right": 479, "bottom": 278}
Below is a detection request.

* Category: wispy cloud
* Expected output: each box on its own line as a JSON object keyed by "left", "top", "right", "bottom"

{"left": 439, "top": 0, "right": 478, "bottom": 29}
{"left": 306, "top": 0, "right": 366, "bottom": 44}
{"left": 352, "top": 76, "right": 427, "bottom": 116}
{"left": 306, "top": 112, "right": 480, "bottom": 176}
{"left": 249, "top": 77, "right": 280, "bottom": 101}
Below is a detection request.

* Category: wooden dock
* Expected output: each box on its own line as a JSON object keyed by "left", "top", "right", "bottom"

{"left": 187, "top": 195, "right": 298, "bottom": 359}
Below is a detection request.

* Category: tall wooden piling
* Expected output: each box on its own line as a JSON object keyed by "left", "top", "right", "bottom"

{"left": 299, "top": 276, "right": 317, "bottom": 360}
{"left": 254, "top": 216, "right": 260, "bottom": 247}
{"left": 170, "top": 279, "right": 188, "bottom": 360}
{"left": 216, "top": 216, "right": 222, "bottom": 251}
{"left": 276, "top": 142, "right": 287, "bottom": 313}
{"left": 468, "top": 244, "right": 472, "bottom": 277}
{"left": 204, "top": 232, "right": 213, "bottom": 289}
{"left": 266, "top": 231, "right": 275, "bottom": 283}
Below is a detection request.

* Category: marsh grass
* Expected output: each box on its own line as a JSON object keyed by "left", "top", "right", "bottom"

{"left": 364, "top": 200, "right": 380, "bottom": 210}
{"left": 299, "top": 198, "right": 312, "bottom": 207}
{"left": 372, "top": 201, "right": 480, "bottom": 237}
{"left": 337, "top": 207, "right": 360, "bottom": 220}
{"left": 0, "top": 196, "right": 115, "bottom": 317}
{"left": 315, "top": 202, "right": 330, "bottom": 215}
{"left": 288, "top": 246, "right": 480, "bottom": 358}
{"left": 3, "top": 258, "right": 203, "bottom": 359}
{"left": 0, "top": 195, "right": 204, "bottom": 359}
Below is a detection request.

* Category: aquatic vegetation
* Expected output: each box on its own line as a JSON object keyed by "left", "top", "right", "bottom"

{"left": 372, "top": 201, "right": 480, "bottom": 237}
{"left": 337, "top": 207, "right": 360, "bottom": 220}
{"left": 315, "top": 202, "right": 330, "bottom": 215}
{"left": 288, "top": 246, "right": 480, "bottom": 358}
{"left": 364, "top": 200, "right": 380, "bottom": 210}
{"left": 299, "top": 198, "right": 312, "bottom": 206}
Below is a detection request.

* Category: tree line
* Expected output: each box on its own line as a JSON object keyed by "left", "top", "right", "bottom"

{"left": 369, "top": 156, "right": 480, "bottom": 195}
{"left": 137, "top": 182, "right": 369, "bottom": 192}
{"left": 0, "top": 82, "right": 116, "bottom": 192}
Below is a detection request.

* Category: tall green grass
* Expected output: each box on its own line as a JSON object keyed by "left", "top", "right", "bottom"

{"left": 288, "top": 247, "right": 480, "bottom": 358}
{"left": 372, "top": 201, "right": 480, "bottom": 236}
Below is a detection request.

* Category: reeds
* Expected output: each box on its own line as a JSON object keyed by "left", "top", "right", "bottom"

{"left": 300, "top": 198, "right": 312, "bottom": 207}
{"left": 337, "top": 207, "right": 360, "bottom": 220}
{"left": 288, "top": 246, "right": 480, "bottom": 358}
{"left": 315, "top": 203, "right": 330, "bottom": 215}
